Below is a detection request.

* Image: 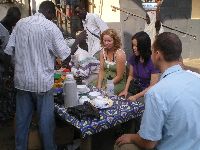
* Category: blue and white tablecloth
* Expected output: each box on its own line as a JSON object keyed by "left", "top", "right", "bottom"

{"left": 55, "top": 95, "right": 144, "bottom": 138}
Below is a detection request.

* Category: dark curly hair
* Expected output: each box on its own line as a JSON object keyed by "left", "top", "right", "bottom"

{"left": 132, "top": 31, "right": 151, "bottom": 65}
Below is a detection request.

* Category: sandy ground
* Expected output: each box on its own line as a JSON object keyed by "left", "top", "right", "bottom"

{"left": 183, "top": 58, "right": 200, "bottom": 73}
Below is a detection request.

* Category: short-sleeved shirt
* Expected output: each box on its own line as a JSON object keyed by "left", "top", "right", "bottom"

{"left": 4, "top": 13, "right": 71, "bottom": 92}
{"left": 128, "top": 55, "right": 159, "bottom": 89}
{"left": 139, "top": 65, "right": 200, "bottom": 150}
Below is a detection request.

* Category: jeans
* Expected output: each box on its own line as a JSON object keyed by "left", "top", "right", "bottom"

{"left": 15, "top": 89, "right": 56, "bottom": 150}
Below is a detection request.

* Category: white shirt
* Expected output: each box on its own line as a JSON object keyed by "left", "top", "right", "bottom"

{"left": 144, "top": 11, "right": 164, "bottom": 45}
{"left": 82, "top": 13, "right": 108, "bottom": 56}
{"left": 4, "top": 13, "right": 71, "bottom": 92}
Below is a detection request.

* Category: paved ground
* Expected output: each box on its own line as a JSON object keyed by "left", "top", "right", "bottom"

{"left": 183, "top": 58, "right": 200, "bottom": 73}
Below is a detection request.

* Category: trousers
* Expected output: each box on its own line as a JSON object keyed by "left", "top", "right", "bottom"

{"left": 15, "top": 89, "right": 56, "bottom": 150}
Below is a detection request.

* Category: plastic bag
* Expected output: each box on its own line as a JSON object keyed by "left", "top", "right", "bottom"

{"left": 70, "top": 47, "right": 99, "bottom": 78}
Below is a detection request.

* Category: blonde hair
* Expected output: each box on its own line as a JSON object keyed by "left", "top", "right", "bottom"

{"left": 100, "top": 29, "right": 122, "bottom": 51}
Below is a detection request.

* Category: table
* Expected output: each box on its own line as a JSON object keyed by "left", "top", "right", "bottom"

{"left": 55, "top": 95, "right": 144, "bottom": 139}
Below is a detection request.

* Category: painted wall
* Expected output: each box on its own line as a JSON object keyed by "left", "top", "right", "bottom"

{"left": 92, "top": 0, "right": 120, "bottom": 23}
{"left": 192, "top": 0, "right": 200, "bottom": 19}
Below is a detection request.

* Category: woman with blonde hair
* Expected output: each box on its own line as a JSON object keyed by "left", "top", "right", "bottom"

{"left": 97, "top": 29, "right": 126, "bottom": 95}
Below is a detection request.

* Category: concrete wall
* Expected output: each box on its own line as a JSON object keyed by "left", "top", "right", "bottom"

{"left": 107, "top": 0, "right": 146, "bottom": 57}
{"left": 160, "top": 0, "right": 200, "bottom": 59}
{"left": 107, "top": 0, "right": 200, "bottom": 59}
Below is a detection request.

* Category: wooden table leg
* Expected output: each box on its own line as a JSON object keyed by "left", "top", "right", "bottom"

{"left": 80, "top": 136, "right": 92, "bottom": 150}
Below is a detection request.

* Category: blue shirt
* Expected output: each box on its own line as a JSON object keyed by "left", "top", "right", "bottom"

{"left": 139, "top": 65, "right": 200, "bottom": 150}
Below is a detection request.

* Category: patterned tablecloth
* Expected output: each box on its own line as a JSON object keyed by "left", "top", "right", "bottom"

{"left": 55, "top": 95, "right": 144, "bottom": 138}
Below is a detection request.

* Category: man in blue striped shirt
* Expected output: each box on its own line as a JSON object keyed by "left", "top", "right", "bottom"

{"left": 4, "top": 1, "right": 84, "bottom": 150}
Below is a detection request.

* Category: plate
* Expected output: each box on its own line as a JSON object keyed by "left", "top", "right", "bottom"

{"left": 91, "top": 97, "right": 113, "bottom": 109}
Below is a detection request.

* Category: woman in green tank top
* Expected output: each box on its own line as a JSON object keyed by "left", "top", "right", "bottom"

{"left": 97, "top": 29, "right": 126, "bottom": 95}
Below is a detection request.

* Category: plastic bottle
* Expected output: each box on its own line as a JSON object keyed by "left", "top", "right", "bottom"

{"left": 106, "top": 75, "right": 114, "bottom": 96}
{"left": 63, "top": 73, "right": 78, "bottom": 108}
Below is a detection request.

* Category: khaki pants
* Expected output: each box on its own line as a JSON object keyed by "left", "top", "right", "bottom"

{"left": 114, "top": 144, "right": 142, "bottom": 150}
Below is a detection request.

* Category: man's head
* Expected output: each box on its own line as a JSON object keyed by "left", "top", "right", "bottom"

{"left": 74, "top": 5, "right": 87, "bottom": 20}
{"left": 4, "top": 6, "right": 21, "bottom": 27}
{"left": 38, "top": 1, "right": 56, "bottom": 20}
{"left": 152, "top": 32, "right": 182, "bottom": 69}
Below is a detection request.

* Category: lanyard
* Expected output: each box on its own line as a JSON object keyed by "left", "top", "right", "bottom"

{"left": 162, "top": 69, "right": 181, "bottom": 79}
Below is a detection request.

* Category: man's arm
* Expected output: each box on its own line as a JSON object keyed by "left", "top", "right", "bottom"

{"left": 70, "top": 30, "right": 87, "bottom": 55}
{"left": 60, "top": 30, "right": 87, "bottom": 68}
{"left": 116, "top": 91, "right": 165, "bottom": 149}
{"left": 4, "top": 26, "right": 17, "bottom": 56}
{"left": 116, "top": 133, "right": 157, "bottom": 149}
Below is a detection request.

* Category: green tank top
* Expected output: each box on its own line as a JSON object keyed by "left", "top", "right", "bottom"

{"left": 102, "top": 49, "right": 126, "bottom": 95}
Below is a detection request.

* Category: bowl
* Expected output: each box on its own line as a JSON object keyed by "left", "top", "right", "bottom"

{"left": 93, "top": 99, "right": 109, "bottom": 108}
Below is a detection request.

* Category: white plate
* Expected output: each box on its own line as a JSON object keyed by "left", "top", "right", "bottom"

{"left": 92, "top": 98, "right": 113, "bottom": 109}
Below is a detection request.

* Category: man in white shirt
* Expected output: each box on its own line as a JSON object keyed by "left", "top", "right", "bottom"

{"left": 74, "top": 5, "right": 108, "bottom": 56}
{"left": 4, "top": 1, "right": 83, "bottom": 150}
{"left": 144, "top": 1, "right": 164, "bottom": 45}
